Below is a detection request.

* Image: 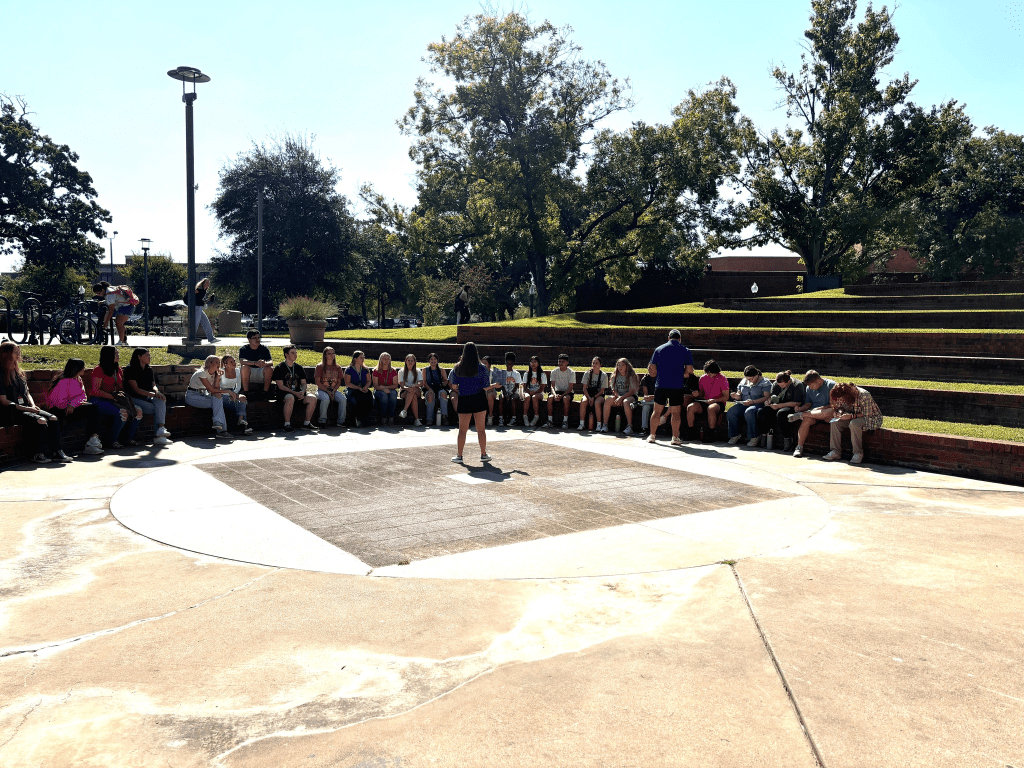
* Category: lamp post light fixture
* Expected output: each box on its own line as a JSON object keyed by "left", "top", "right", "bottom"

{"left": 139, "top": 238, "right": 152, "bottom": 335}
{"left": 167, "top": 65, "right": 211, "bottom": 349}
{"left": 107, "top": 230, "right": 118, "bottom": 278}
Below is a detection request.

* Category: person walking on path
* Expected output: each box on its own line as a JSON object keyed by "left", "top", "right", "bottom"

{"left": 646, "top": 329, "right": 694, "bottom": 446}
{"left": 448, "top": 341, "right": 491, "bottom": 464}
{"left": 454, "top": 285, "right": 471, "bottom": 325}
{"left": 189, "top": 278, "right": 220, "bottom": 344}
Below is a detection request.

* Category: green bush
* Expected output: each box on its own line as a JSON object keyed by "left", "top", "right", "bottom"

{"left": 278, "top": 296, "right": 337, "bottom": 321}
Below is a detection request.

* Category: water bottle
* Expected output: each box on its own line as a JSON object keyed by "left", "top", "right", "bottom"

{"left": 614, "top": 414, "right": 622, "bottom": 433}
{"left": 766, "top": 430, "right": 774, "bottom": 450}
{"left": 436, "top": 410, "right": 442, "bottom": 427}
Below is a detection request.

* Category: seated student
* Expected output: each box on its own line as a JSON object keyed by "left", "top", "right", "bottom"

{"left": 89, "top": 345, "right": 142, "bottom": 449}
{"left": 578, "top": 356, "right": 608, "bottom": 432}
{"left": 0, "top": 342, "right": 66, "bottom": 463}
{"left": 602, "top": 358, "right": 639, "bottom": 434}
{"left": 398, "top": 353, "right": 424, "bottom": 426}
{"left": 638, "top": 364, "right": 657, "bottom": 436}
{"left": 486, "top": 355, "right": 502, "bottom": 425}
{"left": 238, "top": 330, "right": 274, "bottom": 398}
{"left": 522, "top": 356, "right": 548, "bottom": 428}
{"left": 47, "top": 358, "right": 104, "bottom": 456}
{"left": 273, "top": 345, "right": 317, "bottom": 432}
{"left": 545, "top": 353, "right": 575, "bottom": 429}
{"left": 372, "top": 352, "right": 399, "bottom": 426}
{"left": 788, "top": 370, "right": 837, "bottom": 458}
{"left": 314, "top": 347, "right": 347, "bottom": 428}
{"left": 825, "top": 383, "right": 883, "bottom": 465}
{"left": 423, "top": 352, "right": 453, "bottom": 426}
{"left": 687, "top": 360, "right": 730, "bottom": 437}
{"left": 124, "top": 348, "right": 172, "bottom": 445}
{"left": 218, "top": 354, "right": 252, "bottom": 435}
{"left": 726, "top": 365, "right": 773, "bottom": 447}
{"left": 756, "top": 371, "right": 805, "bottom": 451}
{"left": 185, "top": 355, "right": 231, "bottom": 438}
{"left": 496, "top": 352, "right": 523, "bottom": 426}
{"left": 346, "top": 351, "right": 374, "bottom": 427}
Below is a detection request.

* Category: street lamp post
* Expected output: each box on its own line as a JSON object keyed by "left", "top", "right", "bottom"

{"left": 167, "top": 65, "right": 211, "bottom": 349}
{"left": 107, "top": 230, "right": 118, "bottom": 279}
{"left": 257, "top": 184, "right": 264, "bottom": 334}
{"left": 139, "top": 238, "right": 152, "bottom": 335}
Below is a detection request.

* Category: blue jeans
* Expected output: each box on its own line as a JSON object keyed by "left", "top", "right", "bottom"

{"left": 220, "top": 394, "right": 247, "bottom": 423}
{"left": 90, "top": 398, "right": 141, "bottom": 446}
{"left": 727, "top": 403, "right": 764, "bottom": 439}
{"left": 133, "top": 396, "right": 167, "bottom": 426}
{"left": 374, "top": 389, "right": 397, "bottom": 419}
{"left": 317, "top": 389, "right": 347, "bottom": 423}
{"left": 194, "top": 309, "right": 216, "bottom": 342}
{"left": 185, "top": 389, "right": 226, "bottom": 430}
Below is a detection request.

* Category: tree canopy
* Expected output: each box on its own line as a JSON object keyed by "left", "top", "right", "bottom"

{"left": 121, "top": 251, "right": 188, "bottom": 310}
{"left": 210, "top": 135, "right": 356, "bottom": 313}
{"left": 0, "top": 95, "right": 110, "bottom": 299}
{"left": 736, "top": 0, "right": 948, "bottom": 277}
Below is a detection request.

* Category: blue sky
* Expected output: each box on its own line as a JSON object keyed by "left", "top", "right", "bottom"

{"left": 3, "top": 0, "right": 1022, "bottom": 272}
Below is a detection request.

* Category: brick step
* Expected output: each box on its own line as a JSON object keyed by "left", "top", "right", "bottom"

{"left": 705, "top": 294, "right": 1024, "bottom": 311}
{"left": 845, "top": 279, "right": 1024, "bottom": 296}
{"left": 576, "top": 309, "right": 1024, "bottom": 330}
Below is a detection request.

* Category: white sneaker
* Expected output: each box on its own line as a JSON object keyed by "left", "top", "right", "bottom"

{"left": 671, "top": 436, "right": 683, "bottom": 446}
{"left": 451, "top": 455, "right": 464, "bottom": 463}
{"left": 561, "top": 419, "right": 568, "bottom": 429}
{"left": 623, "top": 426, "right": 633, "bottom": 435}
{"left": 747, "top": 437, "right": 760, "bottom": 447}
{"left": 850, "top": 453, "right": 863, "bottom": 464}
{"left": 728, "top": 436, "right": 742, "bottom": 445}
{"left": 823, "top": 450, "right": 841, "bottom": 461}
{"left": 647, "top": 433, "right": 657, "bottom": 443}
{"left": 155, "top": 426, "right": 171, "bottom": 438}
{"left": 787, "top": 412, "right": 803, "bottom": 423}
{"left": 414, "top": 419, "right": 422, "bottom": 426}
{"left": 208, "top": 337, "right": 222, "bottom": 344}
{"left": 498, "top": 417, "right": 504, "bottom": 426}
{"left": 480, "top": 453, "right": 491, "bottom": 462}
{"left": 400, "top": 409, "right": 408, "bottom": 419}
{"left": 577, "top": 422, "right": 585, "bottom": 431}
{"left": 792, "top": 445, "right": 804, "bottom": 458}
{"left": 153, "top": 436, "right": 171, "bottom": 446}
{"left": 487, "top": 415, "right": 493, "bottom": 426}
{"left": 83, "top": 436, "right": 104, "bottom": 455}
{"left": 600, "top": 424, "right": 608, "bottom": 433}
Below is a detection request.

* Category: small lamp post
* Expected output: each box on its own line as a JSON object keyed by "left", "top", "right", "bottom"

{"left": 529, "top": 273, "right": 537, "bottom": 318}
{"left": 107, "top": 230, "right": 118, "bottom": 279}
{"left": 167, "top": 65, "right": 211, "bottom": 349}
{"left": 139, "top": 238, "right": 152, "bottom": 335}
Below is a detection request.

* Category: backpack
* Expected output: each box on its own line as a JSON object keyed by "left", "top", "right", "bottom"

{"left": 116, "top": 285, "right": 140, "bottom": 305}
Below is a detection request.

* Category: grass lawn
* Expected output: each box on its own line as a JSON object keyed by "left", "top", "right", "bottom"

{"left": 259, "top": 326, "right": 459, "bottom": 343}
{"left": 880, "top": 417, "right": 1024, "bottom": 444}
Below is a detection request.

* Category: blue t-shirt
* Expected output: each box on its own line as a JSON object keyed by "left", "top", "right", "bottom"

{"left": 804, "top": 378, "right": 837, "bottom": 408}
{"left": 451, "top": 363, "right": 489, "bottom": 396}
{"left": 648, "top": 340, "right": 694, "bottom": 389}
{"left": 346, "top": 366, "right": 369, "bottom": 388}
{"left": 737, "top": 377, "right": 773, "bottom": 401}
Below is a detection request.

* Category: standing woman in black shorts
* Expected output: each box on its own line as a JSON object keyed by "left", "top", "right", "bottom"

{"left": 448, "top": 341, "right": 491, "bottom": 464}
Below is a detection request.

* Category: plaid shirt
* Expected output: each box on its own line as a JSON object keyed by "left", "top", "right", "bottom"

{"left": 835, "top": 387, "right": 883, "bottom": 430}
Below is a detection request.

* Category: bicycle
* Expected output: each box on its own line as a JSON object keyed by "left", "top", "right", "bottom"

{"left": 0, "top": 288, "right": 101, "bottom": 346}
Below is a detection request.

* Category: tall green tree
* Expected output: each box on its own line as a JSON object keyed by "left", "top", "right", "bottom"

{"left": 121, "top": 251, "right": 188, "bottom": 310}
{"left": 210, "top": 135, "right": 356, "bottom": 313}
{"left": 350, "top": 223, "right": 408, "bottom": 324}
{"left": 912, "top": 117, "right": 1024, "bottom": 280}
{"left": 737, "top": 0, "right": 945, "bottom": 278}
{"left": 396, "top": 12, "right": 632, "bottom": 315}
{"left": 0, "top": 95, "right": 110, "bottom": 299}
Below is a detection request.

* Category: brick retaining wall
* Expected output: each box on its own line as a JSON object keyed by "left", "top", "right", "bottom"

{"left": 706, "top": 294, "right": 1024, "bottom": 311}
{"left": 846, "top": 279, "right": 1024, "bottom": 296}
{"left": 575, "top": 309, "right": 1024, "bottom": 330}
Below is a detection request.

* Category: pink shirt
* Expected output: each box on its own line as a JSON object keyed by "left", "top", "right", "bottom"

{"left": 48, "top": 378, "right": 89, "bottom": 410}
{"left": 699, "top": 373, "right": 729, "bottom": 400}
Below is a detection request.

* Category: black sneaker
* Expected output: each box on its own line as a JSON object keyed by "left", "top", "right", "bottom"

{"left": 305, "top": 422, "right": 319, "bottom": 431}
{"left": 283, "top": 424, "right": 294, "bottom": 432}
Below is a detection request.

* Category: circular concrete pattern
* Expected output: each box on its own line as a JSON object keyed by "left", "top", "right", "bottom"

{"left": 110, "top": 432, "right": 830, "bottom": 579}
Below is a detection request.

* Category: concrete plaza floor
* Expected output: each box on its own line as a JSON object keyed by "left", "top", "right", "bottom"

{"left": 1, "top": 425, "right": 1022, "bottom": 767}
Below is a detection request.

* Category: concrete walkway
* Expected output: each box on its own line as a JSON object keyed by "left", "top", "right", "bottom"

{"left": 1, "top": 426, "right": 1021, "bottom": 767}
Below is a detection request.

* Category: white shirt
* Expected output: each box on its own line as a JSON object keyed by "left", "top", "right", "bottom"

{"left": 189, "top": 368, "right": 214, "bottom": 395}
{"left": 523, "top": 370, "right": 547, "bottom": 393}
{"left": 550, "top": 367, "right": 575, "bottom": 393}
{"left": 219, "top": 373, "right": 241, "bottom": 394}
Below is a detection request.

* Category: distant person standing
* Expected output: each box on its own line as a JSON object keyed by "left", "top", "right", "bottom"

{"left": 646, "top": 329, "right": 694, "bottom": 446}
{"left": 454, "top": 285, "right": 471, "bottom": 325}
{"left": 188, "top": 278, "right": 220, "bottom": 344}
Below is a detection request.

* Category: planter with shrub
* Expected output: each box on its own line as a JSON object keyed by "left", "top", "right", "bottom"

{"left": 280, "top": 296, "right": 337, "bottom": 346}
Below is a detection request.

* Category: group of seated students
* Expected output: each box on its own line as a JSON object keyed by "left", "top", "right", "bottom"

{"left": 0, "top": 340, "right": 174, "bottom": 463}
{"left": 1, "top": 327, "right": 881, "bottom": 465}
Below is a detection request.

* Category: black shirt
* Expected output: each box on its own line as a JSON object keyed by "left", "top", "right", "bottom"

{"left": 770, "top": 380, "right": 806, "bottom": 406}
{"left": 124, "top": 365, "right": 154, "bottom": 396}
{"left": 639, "top": 374, "right": 656, "bottom": 397}
{"left": 273, "top": 361, "right": 305, "bottom": 393}
{"left": 239, "top": 344, "right": 273, "bottom": 365}
{"left": 684, "top": 372, "right": 701, "bottom": 394}
{"left": 2, "top": 376, "right": 28, "bottom": 405}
